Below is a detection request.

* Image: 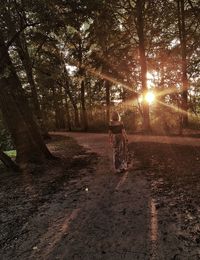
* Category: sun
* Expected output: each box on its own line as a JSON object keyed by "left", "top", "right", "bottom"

{"left": 145, "top": 92, "right": 155, "bottom": 104}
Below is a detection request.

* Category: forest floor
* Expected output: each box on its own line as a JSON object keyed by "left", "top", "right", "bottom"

{"left": 0, "top": 132, "right": 200, "bottom": 259}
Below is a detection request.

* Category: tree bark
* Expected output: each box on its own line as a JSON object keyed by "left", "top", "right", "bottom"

{"left": 3, "top": 7, "right": 49, "bottom": 137}
{"left": 3, "top": 9, "right": 42, "bottom": 120}
{"left": 136, "top": 0, "right": 151, "bottom": 133}
{"left": 16, "top": 34, "right": 41, "bottom": 118}
{"left": 15, "top": 33, "right": 50, "bottom": 138}
{"left": 0, "top": 33, "right": 53, "bottom": 168}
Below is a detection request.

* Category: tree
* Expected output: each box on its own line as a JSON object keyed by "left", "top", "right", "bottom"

{"left": 0, "top": 1, "right": 49, "bottom": 135}
{"left": 177, "top": 0, "right": 189, "bottom": 127}
{"left": 0, "top": 32, "right": 53, "bottom": 169}
{"left": 135, "top": 0, "right": 150, "bottom": 132}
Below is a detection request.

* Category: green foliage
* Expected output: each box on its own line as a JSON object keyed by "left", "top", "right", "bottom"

{"left": 4, "top": 150, "right": 16, "bottom": 158}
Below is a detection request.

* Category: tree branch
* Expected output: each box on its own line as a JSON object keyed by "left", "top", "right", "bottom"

{"left": 6, "top": 22, "right": 40, "bottom": 49}
{"left": 187, "top": 0, "right": 200, "bottom": 19}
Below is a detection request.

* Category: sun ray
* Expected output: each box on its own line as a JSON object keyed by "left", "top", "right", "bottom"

{"left": 67, "top": 60, "right": 137, "bottom": 94}
{"left": 157, "top": 100, "right": 199, "bottom": 120}
{"left": 156, "top": 87, "right": 180, "bottom": 98}
{"left": 157, "top": 100, "right": 186, "bottom": 114}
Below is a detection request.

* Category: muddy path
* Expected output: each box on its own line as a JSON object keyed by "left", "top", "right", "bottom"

{"left": 1, "top": 133, "right": 200, "bottom": 259}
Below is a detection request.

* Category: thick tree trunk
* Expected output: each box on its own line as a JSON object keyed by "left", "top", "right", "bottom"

{"left": 15, "top": 34, "right": 50, "bottom": 137}
{"left": 81, "top": 80, "right": 88, "bottom": 132}
{"left": 4, "top": 7, "right": 40, "bottom": 118}
{"left": 105, "top": 80, "right": 111, "bottom": 123}
{"left": 0, "top": 150, "right": 20, "bottom": 172}
{"left": 3, "top": 8, "right": 48, "bottom": 135}
{"left": 0, "top": 33, "right": 53, "bottom": 168}
{"left": 177, "top": 0, "right": 189, "bottom": 127}
{"left": 16, "top": 35, "right": 41, "bottom": 117}
{"left": 136, "top": 0, "right": 151, "bottom": 133}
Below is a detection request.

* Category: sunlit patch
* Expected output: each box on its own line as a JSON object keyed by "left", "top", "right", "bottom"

{"left": 31, "top": 208, "right": 81, "bottom": 258}
{"left": 147, "top": 72, "right": 155, "bottom": 88}
{"left": 150, "top": 198, "right": 158, "bottom": 242}
{"left": 138, "top": 95, "right": 143, "bottom": 103}
{"left": 147, "top": 71, "right": 155, "bottom": 80}
{"left": 115, "top": 171, "right": 129, "bottom": 190}
{"left": 150, "top": 198, "right": 158, "bottom": 259}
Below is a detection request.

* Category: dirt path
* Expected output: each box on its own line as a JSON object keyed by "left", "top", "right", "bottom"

{"left": 45, "top": 132, "right": 157, "bottom": 259}
{"left": 46, "top": 132, "right": 200, "bottom": 260}
{"left": 55, "top": 132, "right": 200, "bottom": 151}
{"left": 46, "top": 131, "right": 200, "bottom": 260}
{"left": 1, "top": 133, "right": 200, "bottom": 259}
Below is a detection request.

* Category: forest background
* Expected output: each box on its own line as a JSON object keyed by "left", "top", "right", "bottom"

{"left": 0, "top": 0, "right": 199, "bottom": 170}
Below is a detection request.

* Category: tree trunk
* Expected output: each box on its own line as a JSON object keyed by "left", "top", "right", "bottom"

{"left": 58, "top": 85, "right": 66, "bottom": 129}
{"left": 0, "top": 33, "right": 53, "bottom": 168}
{"left": 81, "top": 80, "right": 88, "bottom": 132}
{"left": 105, "top": 80, "right": 111, "bottom": 123}
{"left": 52, "top": 85, "right": 65, "bottom": 129}
{"left": 16, "top": 34, "right": 41, "bottom": 118}
{"left": 64, "top": 88, "right": 72, "bottom": 131}
{"left": 65, "top": 82, "right": 80, "bottom": 128}
{"left": 15, "top": 34, "right": 50, "bottom": 138}
{"left": 0, "top": 150, "right": 20, "bottom": 172}
{"left": 136, "top": 0, "right": 151, "bottom": 133}
{"left": 3, "top": 8, "right": 49, "bottom": 135}
{"left": 177, "top": 0, "right": 189, "bottom": 127}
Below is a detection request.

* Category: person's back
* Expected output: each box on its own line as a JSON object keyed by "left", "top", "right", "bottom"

{"left": 109, "top": 120, "right": 124, "bottom": 134}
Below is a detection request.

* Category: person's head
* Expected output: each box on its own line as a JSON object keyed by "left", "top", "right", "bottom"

{"left": 111, "top": 111, "right": 120, "bottom": 122}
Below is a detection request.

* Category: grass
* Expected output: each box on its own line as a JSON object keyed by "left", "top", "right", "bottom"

{"left": 0, "top": 150, "right": 16, "bottom": 168}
